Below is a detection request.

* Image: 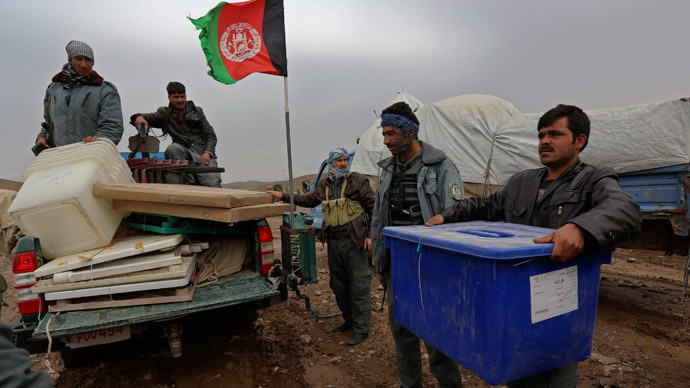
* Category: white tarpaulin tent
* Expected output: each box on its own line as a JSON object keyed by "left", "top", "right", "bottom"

{"left": 353, "top": 93, "right": 690, "bottom": 188}
{"left": 350, "top": 91, "right": 424, "bottom": 176}
{"left": 417, "top": 94, "right": 535, "bottom": 187}
{"left": 575, "top": 98, "right": 689, "bottom": 173}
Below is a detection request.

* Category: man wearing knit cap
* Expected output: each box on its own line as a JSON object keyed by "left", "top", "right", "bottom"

{"left": 266, "top": 148, "right": 376, "bottom": 346}
{"left": 35, "top": 40, "right": 124, "bottom": 150}
{"left": 371, "top": 101, "right": 465, "bottom": 388}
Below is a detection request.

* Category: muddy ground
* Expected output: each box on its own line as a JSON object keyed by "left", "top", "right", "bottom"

{"left": 1, "top": 215, "right": 689, "bottom": 388}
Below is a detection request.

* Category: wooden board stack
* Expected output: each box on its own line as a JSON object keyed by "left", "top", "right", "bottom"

{"left": 31, "top": 234, "right": 210, "bottom": 312}
{"left": 92, "top": 183, "right": 290, "bottom": 223}
{"left": 30, "top": 184, "right": 286, "bottom": 311}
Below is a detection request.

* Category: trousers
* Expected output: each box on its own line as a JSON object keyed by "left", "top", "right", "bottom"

{"left": 386, "top": 275, "right": 462, "bottom": 388}
{"left": 507, "top": 362, "right": 579, "bottom": 388}
{"left": 165, "top": 143, "right": 221, "bottom": 187}
{"left": 327, "top": 235, "right": 372, "bottom": 333}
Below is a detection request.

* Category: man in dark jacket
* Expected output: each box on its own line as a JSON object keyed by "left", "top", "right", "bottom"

{"left": 1, "top": 275, "right": 53, "bottom": 388}
{"left": 131, "top": 82, "right": 221, "bottom": 187}
{"left": 0, "top": 323, "right": 53, "bottom": 388}
{"left": 36, "top": 40, "right": 124, "bottom": 149}
{"left": 372, "top": 102, "right": 464, "bottom": 388}
{"left": 267, "top": 147, "right": 376, "bottom": 346}
{"left": 427, "top": 104, "right": 643, "bottom": 387}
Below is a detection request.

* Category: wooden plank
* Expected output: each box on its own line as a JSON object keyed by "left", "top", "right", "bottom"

{"left": 35, "top": 234, "right": 185, "bottom": 277}
{"left": 93, "top": 183, "right": 273, "bottom": 208}
{"left": 51, "top": 249, "right": 184, "bottom": 284}
{"left": 43, "top": 256, "right": 195, "bottom": 300}
{"left": 34, "top": 256, "right": 195, "bottom": 294}
{"left": 179, "top": 242, "right": 209, "bottom": 255}
{"left": 49, "top": 276, "right": 196, "bottom": 312}
{"left": 112, "top": 200, "right": 290, "bottom": 223}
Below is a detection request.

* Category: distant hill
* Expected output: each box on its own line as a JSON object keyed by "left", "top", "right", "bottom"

{"left": 223, "top": 180, "right": 266, "bottom": 189}
{"left": 223, "top": 174, "right": 317, "bottom": 192}
{"left": 0, "top": 179, "right": 21, "bottom": 191}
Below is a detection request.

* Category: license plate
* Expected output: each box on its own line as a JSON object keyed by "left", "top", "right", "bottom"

{"left": 67, "top": 326, "right": 131, "bottom": 349}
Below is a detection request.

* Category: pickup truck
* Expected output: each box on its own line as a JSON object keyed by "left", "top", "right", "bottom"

{"left": 9, "top": 207, "right": 314, "bottom": 357}
{"left": 617, "top": 164, "right": 690, "bottom": 328}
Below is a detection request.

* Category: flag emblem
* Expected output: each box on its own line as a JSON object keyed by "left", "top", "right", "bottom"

{"left": 220, "top": 22, "right": 262, "bottom": 62}
{"left": 450, "top": 184, "right": 463, "bottom": 200}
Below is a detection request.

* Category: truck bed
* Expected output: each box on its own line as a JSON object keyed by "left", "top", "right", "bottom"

{"left": 618, "top": 163, "right": 690, "bottom": 253}
{"left": 618, "top": 164, "right": 689, "bottom": 218}
{"left": 32, "top": 269, "right": 279, "bottom": 339}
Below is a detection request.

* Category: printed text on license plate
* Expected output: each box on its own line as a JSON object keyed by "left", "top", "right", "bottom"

{"left": 67, "top": 326, "right": 130, "bottom": 348}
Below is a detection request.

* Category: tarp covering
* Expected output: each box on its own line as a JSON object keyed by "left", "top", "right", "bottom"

{"left": 578, "top": 98, "right": 690, "bottom": 173}
{"left": 0, "top": 189, "right": 20, "bottom": 260}
{"left": 353, "top": 93, "right": 690, "bottom": 186}
{"left": 417, "top": 94, "right": 534, "bottom": 186}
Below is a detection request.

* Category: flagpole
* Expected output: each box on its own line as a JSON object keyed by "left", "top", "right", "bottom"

{"left": 283, "top": 76, "right": 295, "bottom": 229}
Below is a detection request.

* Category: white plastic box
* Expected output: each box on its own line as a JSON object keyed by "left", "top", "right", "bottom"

{"left": 8, "top": 139, "right": 134, "bottom": 258}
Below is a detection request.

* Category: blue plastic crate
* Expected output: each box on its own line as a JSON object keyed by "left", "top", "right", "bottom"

{"left": 383, "top": 221, "right": 611, "bottom": 385}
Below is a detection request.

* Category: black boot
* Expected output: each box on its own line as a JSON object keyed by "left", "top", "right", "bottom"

{"left": 333, "top": 322, "right": 353, "bottom": 332}
{"left": 346, "top": 332, "right": 368, "bottom": 346}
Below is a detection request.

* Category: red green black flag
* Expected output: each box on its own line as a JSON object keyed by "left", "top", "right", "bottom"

{"left": 189, "top": 0, "right": 288, "bottom": 84}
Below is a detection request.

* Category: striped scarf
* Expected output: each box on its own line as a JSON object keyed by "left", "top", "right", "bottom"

{"left": 60, "top": 63, "right": 89, "bottom": 90}
{"left": 327, "top": 147, "right": 351, "bottom": 180}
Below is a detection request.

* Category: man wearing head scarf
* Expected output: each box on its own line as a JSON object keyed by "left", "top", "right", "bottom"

{"left": 371, "top": 101, "right": 465, "bottom": 388}
{"left": 131, "top": 81, "right": 221, "bottom": 187}
{"left": 267, "top": 148, "right": 376, "bottom": 346}
{"left": 35, "top": 40, "right": 124, "bottom": 150}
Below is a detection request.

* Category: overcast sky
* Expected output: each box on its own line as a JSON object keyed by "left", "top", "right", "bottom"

{"left": 1, "top": 0, "right": 689, "bottom": 183}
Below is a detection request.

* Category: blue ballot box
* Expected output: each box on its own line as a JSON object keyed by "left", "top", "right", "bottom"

{"left": 382, "top": 221, "right": 611, "bottom": 385}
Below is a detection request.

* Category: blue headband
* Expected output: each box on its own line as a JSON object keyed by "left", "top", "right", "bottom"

{"left": 381, "top": 113, "right": 419, "bottom": 139}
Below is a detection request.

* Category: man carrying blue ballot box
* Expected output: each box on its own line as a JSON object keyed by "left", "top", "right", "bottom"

{"left": 426, "top": 104, "right": 643, "bottom": 387}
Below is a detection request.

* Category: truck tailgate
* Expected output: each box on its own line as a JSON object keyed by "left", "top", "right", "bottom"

{"left": 32, "top": 270, "right": 278, "bottom": 339}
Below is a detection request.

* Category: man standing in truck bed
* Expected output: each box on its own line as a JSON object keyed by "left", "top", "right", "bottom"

{"left": 427, "top": 104, "right": 642, "bottom": 387}
{"left": 131, "top": 81, "right": 221, "bottom": 187}
{"left": 35, "top": 40, "right": 124, "bottom": 150}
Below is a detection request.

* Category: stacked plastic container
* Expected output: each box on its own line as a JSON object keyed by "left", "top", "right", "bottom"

{"left": 8, "top": 139, "right": 134, "bottom": 259}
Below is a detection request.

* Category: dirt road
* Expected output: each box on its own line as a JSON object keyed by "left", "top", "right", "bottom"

{"left": 2, "top": 216, "right": 689, "bottom": 387}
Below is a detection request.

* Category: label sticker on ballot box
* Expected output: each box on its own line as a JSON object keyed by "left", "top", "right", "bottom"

{"left": 529, "top": 265, "right": 578, "bottom": 324}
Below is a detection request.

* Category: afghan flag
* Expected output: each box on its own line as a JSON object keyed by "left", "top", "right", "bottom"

{"left": 189, "top": 0, "right": 287, "bottom": 85}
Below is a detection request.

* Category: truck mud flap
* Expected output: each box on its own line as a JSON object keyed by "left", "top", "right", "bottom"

{"left": 32, "top": 270, "right": 278, "bottom": 340}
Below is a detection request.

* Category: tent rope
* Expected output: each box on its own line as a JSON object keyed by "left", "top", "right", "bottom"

{"left": 482, "top": 131, "right": 498, "bottom": 197}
